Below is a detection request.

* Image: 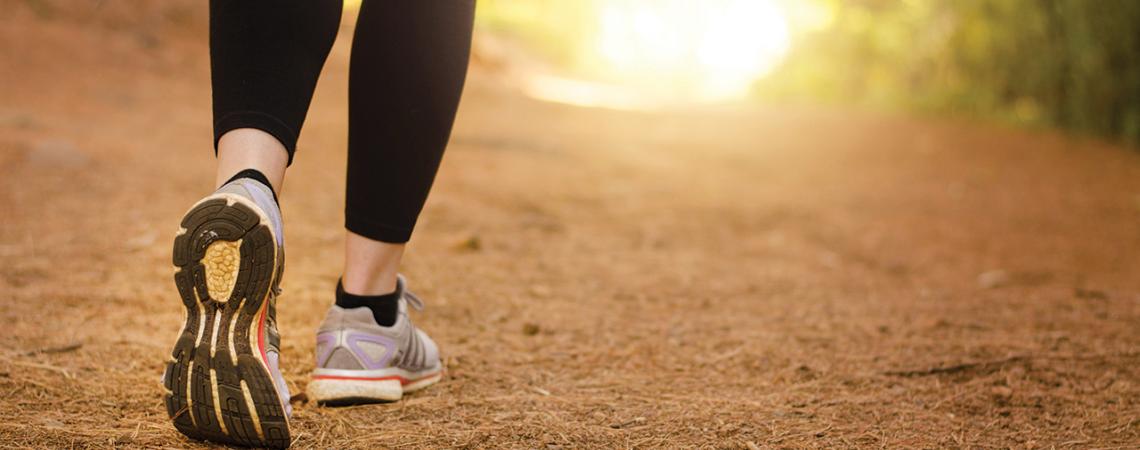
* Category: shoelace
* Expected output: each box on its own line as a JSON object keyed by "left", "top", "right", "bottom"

{"left": 403, "top": 289, "right": 425, "bottom": 311}
{"left": 397, "top": 274, "right": 425, "bottom": 311}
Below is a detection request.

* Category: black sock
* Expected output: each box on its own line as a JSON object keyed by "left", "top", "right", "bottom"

{"left": 335, "top": 279, "right": 400, "bottom": 326}
{"left": 224, "top": 168, "right": 278, "bottom": 205}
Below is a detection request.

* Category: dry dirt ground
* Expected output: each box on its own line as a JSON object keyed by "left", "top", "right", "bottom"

{"left": 2, "top": 3, "right": 1139, "bottom": 449}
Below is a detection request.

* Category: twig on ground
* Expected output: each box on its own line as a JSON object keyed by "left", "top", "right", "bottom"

{"left": 22, "top": 342, "right": 83, "bottom": 356}
{"left": 610, "top": 417, "right": 646, "bottom": 429}
{"left": 883, "top": 355, "right": 1028, "bottom": 377}
{"left": 883, "top": 352, "right": 1140, "bottom": 377}
{"left": 530, "top": 386, "right": 551, "bottom": 396}
{"left": 1, "top": 358, "right": 75, "bottom": 379}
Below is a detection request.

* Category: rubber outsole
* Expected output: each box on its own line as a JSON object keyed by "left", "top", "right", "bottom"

{"left": 308, "top": 370, "right": 442, "bottom": 406}
{"left": 163, "top": 196, "right": 290, "bottom": 449}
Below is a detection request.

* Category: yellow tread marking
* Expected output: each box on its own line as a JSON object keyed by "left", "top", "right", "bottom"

{"left": 210, "top": 311, "right": 222, "bottom": 358}
{"left": 194, "top": 300, "right": 206, "bottom": 347}
{"left": 202, "top": 239, "right": 242, "bottom": 303}
{"left": 228, "top": 298, "right": 245, "bottom": 366}
{"left": 241, "top": 380, "right": 266, "bottom": 442}
{"left": 210, "top": 369, "right": 229, "bottom": 436}
{"left": 186, "top": 360, "right": 197, "bottom": 426}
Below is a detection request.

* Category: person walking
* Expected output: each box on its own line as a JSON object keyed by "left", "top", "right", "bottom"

{"left": 161, "top": 1, "right": 475, "bottom": 447}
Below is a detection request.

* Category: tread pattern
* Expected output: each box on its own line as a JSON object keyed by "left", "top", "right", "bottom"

{"left": 163, "top": 197, "right": 290, "bottom": 449}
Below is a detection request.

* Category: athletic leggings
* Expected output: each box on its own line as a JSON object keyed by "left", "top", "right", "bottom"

{"left": 210, "top": 0, "right": 475, "bottom": 243}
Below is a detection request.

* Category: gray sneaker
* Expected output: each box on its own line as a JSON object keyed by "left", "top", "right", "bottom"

{"left": 307, "top": 275, "right": 443, "bottom": 405}
{"left": 163, "top": 177, "right": 292, "bottom": 449}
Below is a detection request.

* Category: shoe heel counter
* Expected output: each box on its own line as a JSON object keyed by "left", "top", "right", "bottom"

{"left": 324, "top": 347, "right": 365, "bottom": 371}
{"left": 220, "top": 179, "right": 284, "bottom": 245}
{"left": 315, "top": 330, "right": 366, "bottom": 371}
{"left": 314, "top": 331, "right": 338, "bottom": 367}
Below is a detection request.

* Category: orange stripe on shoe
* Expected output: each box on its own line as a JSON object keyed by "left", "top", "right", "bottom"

{"left": 257, "top": 301, "right": 268, "bottom": 363}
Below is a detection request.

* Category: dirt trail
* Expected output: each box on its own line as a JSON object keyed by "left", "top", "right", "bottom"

{"left": 2, "top": 4, "right": 1139, "bottom": 448}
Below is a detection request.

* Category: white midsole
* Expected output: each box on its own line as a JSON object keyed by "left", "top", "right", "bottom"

{"left": 308, "top": 378, "right": 404, "bottom": 402}
{"left": 307, "top": 368, "right": 442, "bottom": 402}
{"left": 312, "top": 364, "right": 442, "bottom": 381}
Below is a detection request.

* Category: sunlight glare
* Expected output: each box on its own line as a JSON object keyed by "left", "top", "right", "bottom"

{"left": 591, "top": 0, "right": 791, "bottom": 104}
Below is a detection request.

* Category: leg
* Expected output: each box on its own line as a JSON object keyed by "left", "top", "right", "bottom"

{"left": 341, "top": 0, "right": 476, "bottom": 295}
{"left": 164, "top": 1, "right": 341, "bottom": 447}
{"left": 307, "top": 0, "right": 474, "bottom": 406}
{"left": 216, "top": 129, "right": 288, "bottom": 193}
{"left": 210, "top": 0, "right": 341, "bottom": 171}
{"left": 343, "top": 230, "right": 405, "bottom": 294}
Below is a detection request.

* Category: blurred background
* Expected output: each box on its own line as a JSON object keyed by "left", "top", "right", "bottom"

{"left": 2, "top": 1, "right": 1140, "bottom": 448}
{"left": 477, "top": 0, "right": 1140, "bottom": 144}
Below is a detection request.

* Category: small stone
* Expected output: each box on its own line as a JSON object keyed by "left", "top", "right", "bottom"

{"left": 977, "top": 270, "right": 1009, "bottom": 289}
{"left": 529, "top": 284, "right": 551, "bottom": 298}
{"left": 26, "top": 139, "right": 90, "bottom": 169}
{"left": 990, "top": 386, "right": 1013, "bottom": 400}
{"left": 522, "top": 322, "right": 540, "bottom": 336}
{"left": 455, "top": 235, "right": 482, "bottom": 252}
{"left": 41, "top": 418, "right": 65, "bottom": 429}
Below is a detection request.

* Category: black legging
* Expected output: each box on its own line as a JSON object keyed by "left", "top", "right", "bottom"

{"left": 210, "top": 0, "right": 475, "bottom": 244}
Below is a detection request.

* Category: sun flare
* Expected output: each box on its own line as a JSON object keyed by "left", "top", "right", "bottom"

{"left": 596, "top": 0, "right": 790, "bottom": 101}
{"left": 518, "top": 0, "right": 792, "bottom": 109}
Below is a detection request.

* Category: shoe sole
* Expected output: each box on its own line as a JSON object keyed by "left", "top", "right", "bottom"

{"left": 308, "top": 368, "right": 442, "bottom": 405}
{"left": 163, "top": 194, "right": 290, "bottom": 449}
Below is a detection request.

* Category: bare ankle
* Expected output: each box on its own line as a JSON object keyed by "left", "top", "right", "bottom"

{"left": 341, "top": 230, "right": 405, "bottom": 295}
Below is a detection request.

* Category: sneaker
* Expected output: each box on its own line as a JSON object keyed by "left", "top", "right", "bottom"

{"left": 163, "top": 177, "right": 292, "bottom": 449}
{"left": 307, "top": 275, "right": 443, "bottom": 405}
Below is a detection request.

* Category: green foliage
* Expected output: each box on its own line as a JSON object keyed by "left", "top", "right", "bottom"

{"left": 757, "top": 0, "right": 1140, "bottom": 145}
{"left": 475, "top": 0, "right": 601, "bottom": 72}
